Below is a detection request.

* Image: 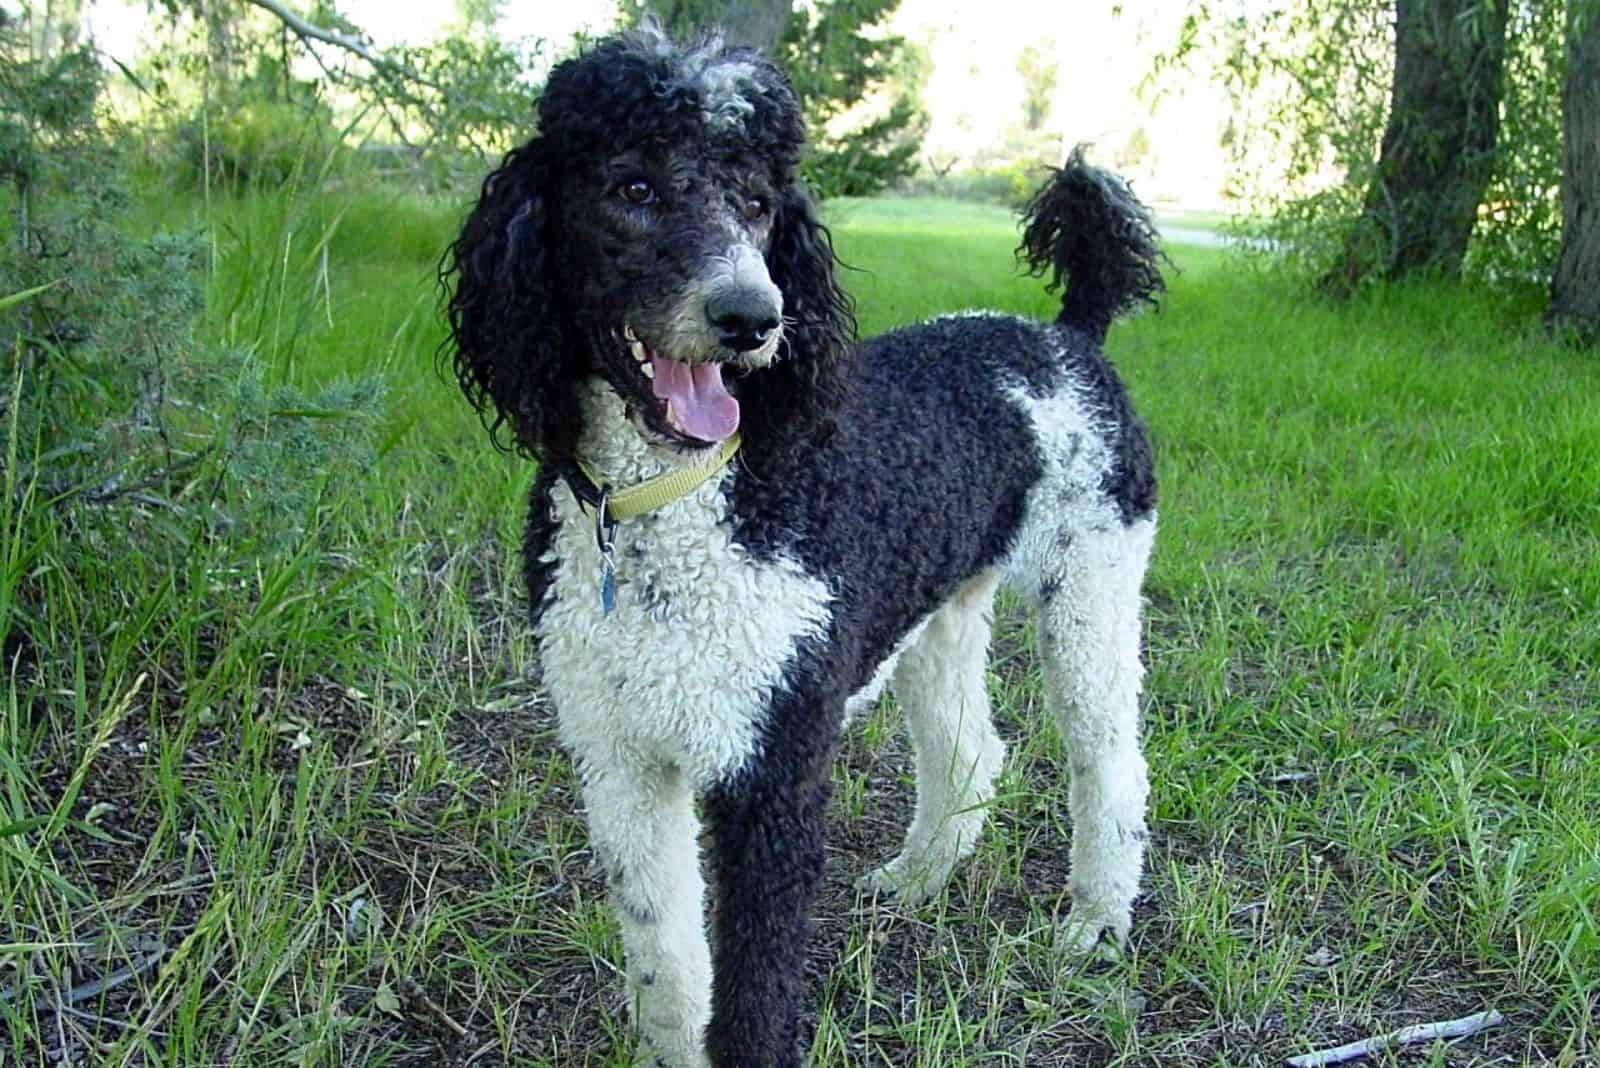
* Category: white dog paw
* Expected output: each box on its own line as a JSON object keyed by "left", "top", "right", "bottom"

{"left": 1057, "top": 906, "right": 1131, "bottom": 959}
{"left": 635, "top": 1045, "right": 709, "bottom": 1068}
{"left": 855, "top": 856, "right": 944, "bottom": 906}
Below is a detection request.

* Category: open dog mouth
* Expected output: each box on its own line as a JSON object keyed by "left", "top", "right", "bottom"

{"left": 623, "top": 324, "right": 741, "bottom": 445}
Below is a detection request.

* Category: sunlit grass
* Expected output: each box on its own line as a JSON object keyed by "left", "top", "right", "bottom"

{"left": 2, "top": 183, "right": 1595, "bottom": 1066}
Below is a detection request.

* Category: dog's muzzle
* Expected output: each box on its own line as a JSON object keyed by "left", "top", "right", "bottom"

{"left": 707, "top": 287, "right": 781, "bottom": 353}
{"left": 704, "top": 244, "right": 783, "bottom": 356}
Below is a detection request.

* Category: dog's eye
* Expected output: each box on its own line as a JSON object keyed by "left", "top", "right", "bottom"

{"left": 618, "top": 179, "right": 657, "bottom": 206}
{"left": 741, "top": 194, "right": 770, "bottom": 221}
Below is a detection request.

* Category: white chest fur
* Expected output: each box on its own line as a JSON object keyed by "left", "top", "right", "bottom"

{"left": 536, "top": 381, "right": 833, "bottom": 787}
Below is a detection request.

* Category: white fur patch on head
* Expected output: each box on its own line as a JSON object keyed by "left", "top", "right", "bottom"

{"left": 627, "top": 23, "right": 768, "bottom": 135}
{"left": 696, "top": 60, "right": 760, "bottom": 132}
{"left": 633, "top": 18, "right": 717, "bottom": 60}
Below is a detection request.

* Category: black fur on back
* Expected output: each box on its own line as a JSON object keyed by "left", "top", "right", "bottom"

{"left": 1018, "top": 144, "right": 1168, "bottom": 345}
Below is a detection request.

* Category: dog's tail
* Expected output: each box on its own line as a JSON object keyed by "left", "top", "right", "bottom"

{"left": 1017, "top": 145, "right": 1166, "bottom": 346}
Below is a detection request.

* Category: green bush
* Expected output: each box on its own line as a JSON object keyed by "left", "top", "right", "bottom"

{"left": 177, "top": 93, "right": 341, "bottom": 189}
{"left": 898, "top": 158, "right": 1053, "bottom": 209}
{"left": 2, "top": 25, "right": 381, "bottom": 721}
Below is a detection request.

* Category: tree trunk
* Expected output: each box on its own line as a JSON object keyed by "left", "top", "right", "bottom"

{"left": 708, "top": 0, "right": 789, "bottom": 53}
{"left": 1327, "top": 0, "right": 1510, "bottom": 292}
{"left": 648, "top": 0, "right": 791, "bottom": 54}
{"left": 1548, "top": 2, "right": 1600, "bottom": 344}
{"left": 203, "top": 0, "right": 242, "bottom": 83}
{"left": 36, "top": 0, "right": 84, "bottom": 57}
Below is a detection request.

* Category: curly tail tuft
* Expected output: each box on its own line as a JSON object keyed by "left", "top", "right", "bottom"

{"left": 1018, "top": 145, "right": 1167, "bottom": 345}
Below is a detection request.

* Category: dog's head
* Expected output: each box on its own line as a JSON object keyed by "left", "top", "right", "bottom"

{"left": 444, "top": 27, "right": 855, "bottom": 461}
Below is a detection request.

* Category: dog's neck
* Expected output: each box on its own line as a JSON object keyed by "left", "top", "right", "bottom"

{"left": 573, "top": 376, "right": 732, "bottom": 488}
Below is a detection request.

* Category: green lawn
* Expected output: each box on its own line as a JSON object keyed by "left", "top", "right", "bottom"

{"left": 3, "top": 187, "right": 1595, "bottom": 1066}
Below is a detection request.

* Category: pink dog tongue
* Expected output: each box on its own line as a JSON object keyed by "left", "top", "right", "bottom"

{"left": 652, "top": 356, "right": 740, "bottom": 442}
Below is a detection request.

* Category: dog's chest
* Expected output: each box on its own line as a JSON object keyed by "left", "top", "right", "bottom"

{"left": 536, "top": 477, "right": 832, "bottom": 785}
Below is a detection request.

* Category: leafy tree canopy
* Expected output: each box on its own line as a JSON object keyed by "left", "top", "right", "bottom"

{"left": 1159, "top": 0, "right": 1567, "bottom": 291}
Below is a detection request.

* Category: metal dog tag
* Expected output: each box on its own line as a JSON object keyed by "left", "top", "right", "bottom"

{"left": 593, "top": 490, "right": 618, "bottom": 616}
{"left": 599, "top": 551, "right": 617, "bottom": 615}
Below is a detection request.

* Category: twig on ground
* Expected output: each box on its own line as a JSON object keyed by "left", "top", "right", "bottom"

{"left": 61, "top": 937, "right": 166, "bottom": 1006}
{"left": 398, "top": 975, "right": 470, "bottom": 1038}
{"left": 1286, "top": 1009, "right": 1507, "bottom": 1067}
{"left": 0, "top": 934, "right": 165, "bottom": 1007}
{"left": 79, "top": 451, "right": 210, "bottom": 506}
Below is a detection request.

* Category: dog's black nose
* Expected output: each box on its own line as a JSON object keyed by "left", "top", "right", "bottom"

{"left": 707, "top": 291, "right": 781, "bottom": 352}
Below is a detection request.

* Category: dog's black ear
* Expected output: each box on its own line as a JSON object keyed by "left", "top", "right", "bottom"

{"left": 745, "top": 185, "right": 856, "bottom": 444}
{"left": 443, "top": 138, "right": 576, "bottom": 457}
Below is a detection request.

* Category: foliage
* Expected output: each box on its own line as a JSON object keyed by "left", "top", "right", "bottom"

{"left": 1547, "top": 0, "right": 1600, "bottom": 344}
{"left": 171, "top": 49, "right": 342, "bottom": 187}
{"left": 897, "top": 158, "right": 1050, "bottom": 208}
{"left": 452, "top": 0, "right": 508, "bottom": 41}
{"left": 1, "top": 9, "right": 379, "bottom": 715}
{"left": 378, "top": 31, "right": 546, "bottom": 165}
{"left": 799, "top": 94, "right": 922, "bottom": 198}
{"left": 1115, "top": 125, "right": 1152, "bottom": 171}
{"left": 782, "top": 0, "right": 926, "bottom": 198}
{"left": 1159, "top": 0, "right": 1568, "bottom": 291}
{"left": 1, "top": 41, "right": 96, "bottom": 200}
{"left": 1155, "top": 0, "right": 1392, "bottom": 284}
{"left": 1470, "top": 0, "right": 1567, "bottom": 283}
{"left": 203, "top": 93, "right": 335, "bottom": 185}
{"left": 2, "top": 20, "right": 200, "bottom": 466}
{"left": 138, "top": 0, "right": 547, "bottom": 187}
{"left": 623, "top": 0, "right": 928, "bottom": 198}
{"left": 1016, "top": 41, "right": 1057, "bottom": 132}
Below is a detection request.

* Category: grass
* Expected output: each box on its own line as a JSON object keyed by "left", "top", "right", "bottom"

{"left": 2, "top": 184, "right": 1596, "bottom": 1067}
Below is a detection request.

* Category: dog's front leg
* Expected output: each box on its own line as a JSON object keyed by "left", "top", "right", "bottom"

{"left": 701, "top": 704, "right": 837, "bottom": 1068}
{"left": 579, "top": 762, "right": 712, "bottom": 1068}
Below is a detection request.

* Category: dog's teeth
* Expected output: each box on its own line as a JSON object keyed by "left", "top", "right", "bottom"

{"left": 640, "top": 359, "right": 654, "bottom": 379}
{"left": 623, "top": 324, "right": 638, "bottom": 342}
{"left": 629, "top": 339, "right": 649, "bottom": 363}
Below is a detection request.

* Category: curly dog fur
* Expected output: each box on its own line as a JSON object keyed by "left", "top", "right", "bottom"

{"left": 445, "top": 26, "right": 1165, "bottom": 1068}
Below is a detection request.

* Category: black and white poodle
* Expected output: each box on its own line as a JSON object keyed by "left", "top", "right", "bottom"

{"left": 445, "top": 26, "right": 1163, "bottom": 1068}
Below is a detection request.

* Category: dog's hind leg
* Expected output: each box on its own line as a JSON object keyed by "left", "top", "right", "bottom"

{"left": 580, "top": 762, "right": 711, "bottom": 1068}
{"left": 860, "top": 570, "right": 1006, "bottom": 904}
{"left": 1033, "top": 517, "right": 1155, "bottom": 953}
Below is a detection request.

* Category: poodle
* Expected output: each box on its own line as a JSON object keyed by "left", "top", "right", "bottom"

{"left": 444, "top": 26, "right": 1164, "bottom": 1068}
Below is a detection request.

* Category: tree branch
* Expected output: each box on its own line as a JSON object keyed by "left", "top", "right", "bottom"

{"left": 240, "top": 0, "right": 442, "bottom": 92}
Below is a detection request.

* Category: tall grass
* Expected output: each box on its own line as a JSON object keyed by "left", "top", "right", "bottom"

{"left": 1, "top": 184, "right": 1594, "bottom": 1066}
